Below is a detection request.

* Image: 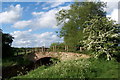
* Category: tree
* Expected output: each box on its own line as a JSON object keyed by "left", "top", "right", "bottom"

{"left": 49, "top": 42, "right": 66, "bottom": 52}
{"left": 2, "top": 30, "right": 14, "bottom": 58}
{"left": 82, "top": 16, "right": 120, "bottom": 60}
{"left": 56, "top": 2, "right": 106, "bottom": 51}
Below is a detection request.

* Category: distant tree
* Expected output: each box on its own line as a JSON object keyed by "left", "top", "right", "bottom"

{"left": 2, "top": 30, "right": 14, "bottom": 58}
{"left": 82, "top": 16, "right": 120, "bottom": 60}
{"left": 56, "top": 2, "right": 106, "bottom": 51}
{"left": 49, "top": 43, "right": 66, "bottom": 52}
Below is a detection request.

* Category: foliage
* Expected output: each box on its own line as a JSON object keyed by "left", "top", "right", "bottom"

{"left": 2, "top": 29, "right": 14, "bottom": 58}
{"left": 56, "top": 2, "right": 106, "bottom": 50}
{"left": 2, "top": 56, "right": 31, "bottom": 68}
{"left": 82, "top": 16, "right": 120, "bottom": 60}
{"left": 12, "top": 58, "right": 119, "bottom": 78}
{"left": 49, "top": 42, "right": 66, "bottom": 52}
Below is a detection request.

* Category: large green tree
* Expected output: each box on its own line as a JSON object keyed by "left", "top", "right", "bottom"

{"left": 56, "top": 2, "right": 106, "bottom": 51}
{"left": 1, "top": 29, "right": 14, "bottom": 58}
{"left": 82, "top": 16, "right": 120, "bottom": 60}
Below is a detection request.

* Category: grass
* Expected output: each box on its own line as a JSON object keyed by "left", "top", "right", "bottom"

{"left": 14, "top": 51, "right": 32, "bottom": 56}
{"left": 2, "top": 56, "right": 31, "bottom": 68}
{"left": 2, "top": 51, "right": 34, "bottom": 68}
{"left": 12, "top": 58, "right": 119, "bottom": 79}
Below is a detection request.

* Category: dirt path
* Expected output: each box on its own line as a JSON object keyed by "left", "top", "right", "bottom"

{"left": 58, "top": 52, "right": 90, "bottom": 61}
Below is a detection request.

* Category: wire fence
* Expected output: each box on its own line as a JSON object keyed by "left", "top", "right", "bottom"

{"left": 13, "top": 46, "right": 85, "bottom": 56}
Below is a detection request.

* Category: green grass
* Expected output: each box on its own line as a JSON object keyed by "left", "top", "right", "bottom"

{"left": 14, "top": 51, "right": 32, "bottom": 56}
{"left": 12, "top": 58, "right": 119, "bottom": 79}
{"left": 2, "top": 56, "right": 31, "bottom": 68}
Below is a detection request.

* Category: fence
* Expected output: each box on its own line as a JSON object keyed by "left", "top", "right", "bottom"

{"left": 13, "top": 46, "right": 85, "bottom": 56}
{"left": 51, "top": 45, "right": 85, "bottom": 52}
{"left": 13, "top": 47, "right": 49, "bottom": 56}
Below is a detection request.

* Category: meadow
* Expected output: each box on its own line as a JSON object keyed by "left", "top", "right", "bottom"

{"left": 12, "top": 58, "right": 119, "bottom": 79}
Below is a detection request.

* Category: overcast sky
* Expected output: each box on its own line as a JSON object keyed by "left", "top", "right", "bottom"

{"left": 0, "top": 0, "right": 119, "bottom": 47}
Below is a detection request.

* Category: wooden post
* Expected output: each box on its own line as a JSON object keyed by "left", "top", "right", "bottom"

{"left": 42, "top": 46, "right": 44, "bottom": 52}
{"left": 67, "top": 46, "right": 68, "bottom": 52}
{"left": 39, "top": 47, "right": 41, "bottom": 52}
{"left": 53, "top": 46, "right": 54, "bottom": 52}
{"left": 37, "top": 48, "right": 39, "bottom": 52}
{"left": 34, "top": 48, "right": 36, "bottom": 53}
{"left": 17, "top": 50, "right": 18, "bottom": 56}
{"left": 64, "top": 45, "right": 68, "bottom": 52}
{"left": 32, "top": 48, "right": 33, "bottom": 53}
{"left": 80, "top": 47, "right": 83, "bottom": 52}
{"left": 31, "top": 48, "right": 32, "bottom": 53}
{"left": 44, "top": 47, "right": 45, "bottom": 52}
{"left": 55, "top": 45, "right": 56, "bottom": 52}
{"left": 65, "top": 45, "right": 66, "bottom": 52}
{"left": 25, "top": 48, "right": 26, "bottom": 54}
{"left": 80, "top": 47, "right": 81, "bottom": 52}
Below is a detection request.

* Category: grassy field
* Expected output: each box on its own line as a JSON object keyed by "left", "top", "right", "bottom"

{"left": 12, "top": 58, "right": 119, "bottom": 79}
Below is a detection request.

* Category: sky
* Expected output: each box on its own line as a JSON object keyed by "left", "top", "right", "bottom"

{"left": 0, "top": 0, "right": 120, "bottom": 48}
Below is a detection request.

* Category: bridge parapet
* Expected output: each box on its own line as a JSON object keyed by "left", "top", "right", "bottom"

{"left": 25, "top": 52, "right": 90, "bottom": 62}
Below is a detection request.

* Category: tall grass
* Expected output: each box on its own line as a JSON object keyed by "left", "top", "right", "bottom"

{"left": 12, "top": 58, "right": 119, "bottom": 79}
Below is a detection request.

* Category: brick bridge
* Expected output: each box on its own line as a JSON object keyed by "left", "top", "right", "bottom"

{"left": 25, "top": 52, "right": 90, "bottom": 62}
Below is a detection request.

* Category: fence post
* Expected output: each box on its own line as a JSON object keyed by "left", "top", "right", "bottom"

{"left": 39, "top": 47, "right": 41, "bottom": 52}
{"left": 32, "top": 48, "right": 34, "bottom": 53}
{"left": 80, "top": 47, "right": 81, "bottom": 52}
{"left": 34, "top": 48, "right": 36, "bottom": 53}
{"left": 17, "top": 50, "right": 18, "bottom": 56}
{"left": 65, "top": 46, "right": 66, "bottom": 51}
{"left": 30, "top": 48, "right": 32, "bottom": 53}
{"left": 55, "top": 45, "right": 56, "bottom": 52}
{"left": 38, "top": 48, "right": 39, "bottom": 52}
{"left": 67, "top": 45, "right": 68, "bottom": 52}
{"left": 65, "top": 45, "right": 68, "bottom": 52}
{"left": 53, "top": 46, "right": 54, "bottom": 52}
{"left": 42, "top": 46, "right": 44, "bottom": 52}
{"left": 24, "top": 48, "right": 26, "bottom": 54}
{"left": 80, "top": 47, "right": 83, "bottom": 52}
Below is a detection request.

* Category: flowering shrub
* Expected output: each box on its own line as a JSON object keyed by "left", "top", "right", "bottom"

{"left": 82, "top": 16, "right": 120, "bottom": 60}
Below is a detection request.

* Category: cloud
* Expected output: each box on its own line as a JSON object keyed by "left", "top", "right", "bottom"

{"left": 42, "top": 0, "right": 72, "bottom": 10}
{"left": 100, "top": 0, "right": 119, "bottom": 13}
{"left": 0, "top": 4, "right": 23, "bottom": 24}
{"left": 13, "top": 20, "right": 32, "bottom": 29}
{"left": 50, "top": 2, "right": 65, "bottom": 8}
{"left": 47, "top": 0, "right": 73, "bottom": 2}
{"left": 12, "top": 5, "right": 70, "bottom": 29}
{"left": 11, "top": 30, "right": 63, "bottom": 47}
{"left": 41, "top": 2, "right": 64, "bottom": 10}
{"left": 107, "top": 9, "right": 118, "bottom": 23}
{"left": 32, "top": 12, "right": 45, "bottom": 16}
{"left": 32, "top": 8, "right": 59, "bottom": 29}
{"left": 42, "top": 7, "right": 49, "bottom": 10}
{"left": 100, "top": 0, "right": 119, "bottom": 23}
